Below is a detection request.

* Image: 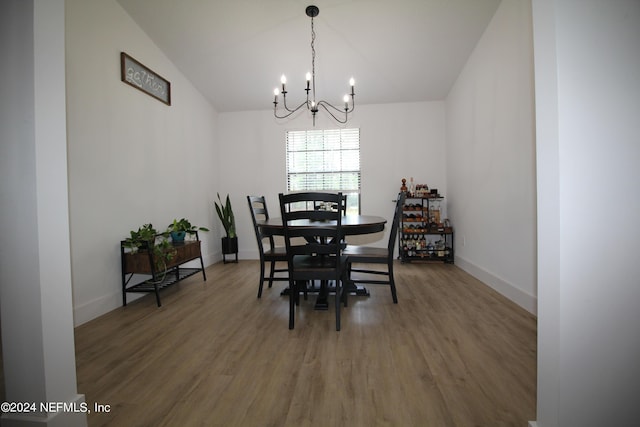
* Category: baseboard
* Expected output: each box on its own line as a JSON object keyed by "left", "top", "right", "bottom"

{"left": 201, "top": 251, "right": 216, "bottom": 266}
{"left": 528, "top": 422, "right": 538, "bottom": 427}
{"left": 213, "top": 249, "right": 262, "bottom": 261}
{"left": 73, "top": 253, "right": 217, "bottom": 326}
{"left": 454, "top": 255, "right": 537, "bottom": 315}
{"left": 238, "top": 249, "right": 259, "bottom": 260}
{"left": 73, "top": 290, "right": 125, "bottom": 326}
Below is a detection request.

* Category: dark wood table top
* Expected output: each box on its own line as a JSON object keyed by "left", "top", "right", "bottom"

{"left": 258, "top": 215, "right": 387, "bottom": 236}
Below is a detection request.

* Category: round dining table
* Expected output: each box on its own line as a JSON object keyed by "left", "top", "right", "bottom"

{"left": 258, "top": 214, "right": 387, "bottom": 236}
{"left": 257, "top": 214, "right": 387, "bottom": 309}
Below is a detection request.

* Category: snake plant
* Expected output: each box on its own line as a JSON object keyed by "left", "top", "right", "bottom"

{"left": 214, "top": 193, "right": 236, "bottom": 238}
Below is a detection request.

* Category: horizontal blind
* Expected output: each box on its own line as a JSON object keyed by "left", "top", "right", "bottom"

{"left": 286, "top": 128, "right": 360, "bottom": 193}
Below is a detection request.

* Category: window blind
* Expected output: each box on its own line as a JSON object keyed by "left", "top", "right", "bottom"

{"left": 286, "top": 128, "right": 361, "bottom": 194}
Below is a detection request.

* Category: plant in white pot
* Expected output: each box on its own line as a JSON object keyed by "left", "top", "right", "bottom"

{"left": 214, "top": 193, "right": 237, "bottom": 263}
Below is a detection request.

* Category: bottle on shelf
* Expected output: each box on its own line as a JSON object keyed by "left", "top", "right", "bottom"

{"left": 420, "top": 236, "right": 427, "bottom": 251}
{"left": 427, "top": 241, "right": 434, "bottom": 257}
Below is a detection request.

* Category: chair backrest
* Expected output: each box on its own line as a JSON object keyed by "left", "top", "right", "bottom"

{"left": 388, "top": 192, "right": 406, "bottom": 253}
{"left": 278, "top": 192, "right": 344, "bottom": 277}
{"left": 247, "top": 195, "right": 273, "bottom": 254}
{"left": 313, "top": 193, "right": 348, "bottom": 215}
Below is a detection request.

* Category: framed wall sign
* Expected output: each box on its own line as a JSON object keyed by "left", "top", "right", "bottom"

{"left": 120, "top": 52, "right": 171, "bottom": 105}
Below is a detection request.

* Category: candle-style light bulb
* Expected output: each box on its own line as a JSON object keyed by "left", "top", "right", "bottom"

{"left": 274, "top": 88, "right": 279, "bottom": 103}
{"left": 349, "top": 77, "right": 355, "bottom": 87}
{"left": 343, "top": 95, "right": 349, "bottom": 110}
{"left": 305, "top": 72, "right": 311, "bottom": 90}
{"left": 281, "top": 75, "right": 287, "bottom": 85}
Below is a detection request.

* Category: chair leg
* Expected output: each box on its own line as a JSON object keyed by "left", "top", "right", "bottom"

{"left": 388, "top": 260, "right": 398, "bottom": 304}
{"left": 257, "top": 260, "right": 266, "bottom": 298}
{"left": 289, "top": 280, "right": 296, "bottom": 329}
{"left": 335, "top": 279, "right": 342, "bottom": 331}
{"left": 294, "top": 280, "right": 304, "bottom": 306}
{"left": 268, "top": 261, "right": 276, "bottom": 288}
{"left": 342, "top": 272, "right": 349, "bottom": 307}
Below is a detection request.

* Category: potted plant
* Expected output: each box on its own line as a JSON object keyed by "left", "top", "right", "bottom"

{"left": 123, "top": 223, "right": 158, "bottom": 251}
{"left": 123, "top": 223, "right": 176, "bottom": 282}
{"left": 214, "top": 193, "right": 238, "bottom": 263}
{"left": 166, "top": 218, "right": 209, "bottom": 244}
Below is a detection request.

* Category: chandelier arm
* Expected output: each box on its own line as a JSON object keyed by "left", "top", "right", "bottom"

{"left": 274, "top": 101, "right": 309, "bottom": 119}
{"left": 316, "top": 99, "right": 355, "bottom": 114}
{"left": 281, "top": 92, "right": 310, "bottom": 113}
{"left": 316, "top": 102, "right": 348, "bottom": 124}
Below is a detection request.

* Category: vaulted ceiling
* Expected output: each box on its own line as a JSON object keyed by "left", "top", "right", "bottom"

{"left": 116, "top": 0, "right": 501, "bottom": 113}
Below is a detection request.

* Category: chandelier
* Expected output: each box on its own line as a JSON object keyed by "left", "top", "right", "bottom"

{"left": 273, "top": 5, "right": 355, "bottom": 126}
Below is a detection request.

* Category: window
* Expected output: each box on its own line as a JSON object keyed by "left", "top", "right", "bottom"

{"left": 286, "top": 128, "right": 360, "bottom": 214}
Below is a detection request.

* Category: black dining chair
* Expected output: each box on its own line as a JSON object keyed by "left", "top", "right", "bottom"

{"left": 247, "top": 196, "right": 288, "bottom": 298}
{"left": 313, "top": 193, "right": 348, "bottom": 215}
{"left": 343, "top": 192, "right": 406, "bottom": 303}
{"left": 279, "top": 192, "right": 348, "bottom": 330}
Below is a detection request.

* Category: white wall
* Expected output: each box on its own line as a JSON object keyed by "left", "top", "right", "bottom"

{"left": 533, "top": 0, "right": 640, "bottom": 426}
{"left": 66, "top": 0, "right": 219, "bottom": 325}
{"left": 445, "top": 0, "right": 537, "bottom": 313}
{"left": 217, "top": 102, "right": 447, "bottom": 258}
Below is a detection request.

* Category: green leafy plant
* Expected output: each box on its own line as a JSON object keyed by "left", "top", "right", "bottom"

{"left": 123, "top": 223, "right": 159, "bottom": 251}
{"left": 166, "top": 218, "right": 209, "bottom": 233}
{"left": 123, "top": 223, "right": 175, "bottom": 281}
{"left": 214, "top": 193, "right": 236, "bottom": 238}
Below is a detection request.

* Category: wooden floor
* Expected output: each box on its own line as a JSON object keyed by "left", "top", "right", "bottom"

{"left": 75, "top": 260, "right": 537, "bottom": 427}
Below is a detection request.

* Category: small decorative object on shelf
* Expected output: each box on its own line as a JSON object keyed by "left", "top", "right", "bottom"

{"left": 415, "top": 184, "right": 429, "bottom": 198}
{"left": 400, "top": 178, "right": 437, "bottom": 198}
{"left": 398, "top": 193, "right": 454, "bottom": 264}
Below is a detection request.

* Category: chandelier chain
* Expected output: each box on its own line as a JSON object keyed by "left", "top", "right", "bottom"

{"left": 310, "top": 16, "right": 316, "bottom": 104}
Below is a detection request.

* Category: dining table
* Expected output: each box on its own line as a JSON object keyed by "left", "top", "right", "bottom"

{"left": 258, "top": 214, "right": 387, "bottom": 309}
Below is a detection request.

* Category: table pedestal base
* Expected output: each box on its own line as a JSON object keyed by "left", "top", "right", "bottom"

{"left": 280, "top": 281, "right": 369, "bottom": 310}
